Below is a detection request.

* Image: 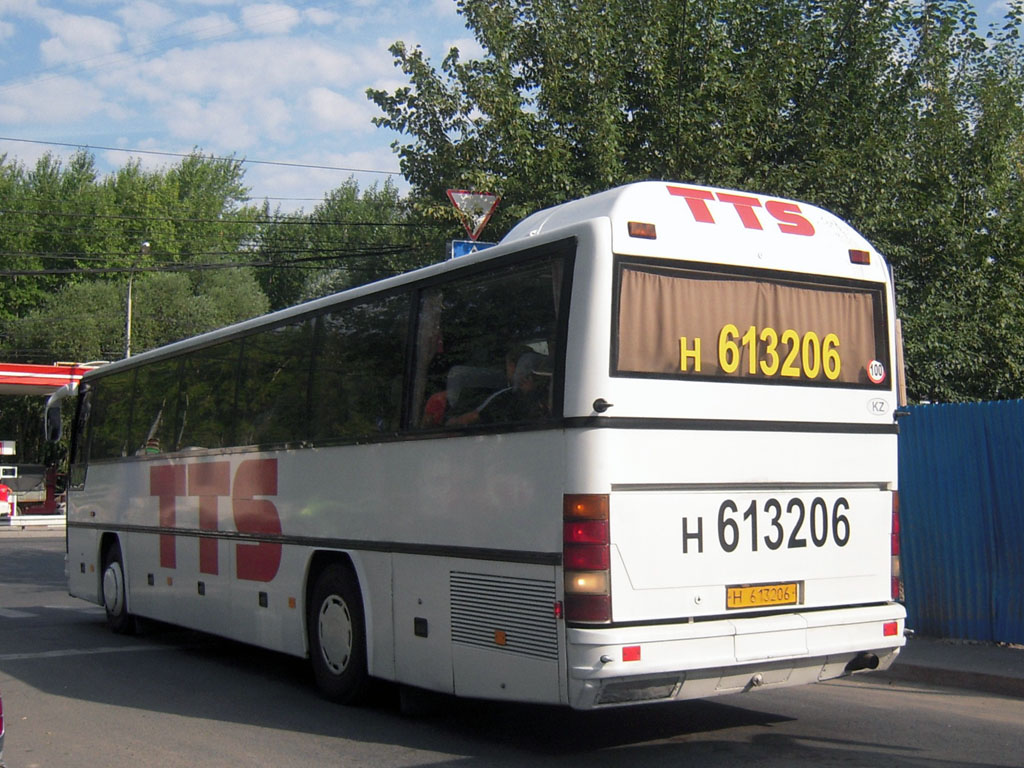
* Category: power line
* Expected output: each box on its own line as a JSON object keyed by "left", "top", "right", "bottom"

{"left": 0, "top": 245, "right": 417, "bottom": 261}
{"left": 0, "top": 207, "right": 437, "bottom": 229}
{"left": 0, "top": 246, "right": 414, "bottom": 276}
{"left": 0, "top": 135, "right": 401, "bottom": 176}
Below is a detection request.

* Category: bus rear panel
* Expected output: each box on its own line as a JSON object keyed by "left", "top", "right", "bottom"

{"left": 509, "top": 182, "right": 905, "bottom": 706}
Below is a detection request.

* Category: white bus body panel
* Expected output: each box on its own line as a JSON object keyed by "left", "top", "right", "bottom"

{"left": 68, "top": 429, "right": 569, "bottom": 703}
{"left": 67, "top": 181, "right": 904, "bottom": 709}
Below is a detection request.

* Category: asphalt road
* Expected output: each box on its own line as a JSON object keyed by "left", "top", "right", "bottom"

{"left": 1, "top": 533, "right": 1021, "bottom": 768}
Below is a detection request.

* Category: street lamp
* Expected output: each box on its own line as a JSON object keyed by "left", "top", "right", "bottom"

{"left": 125, "top": 241, "right": 150, "bottom": 358}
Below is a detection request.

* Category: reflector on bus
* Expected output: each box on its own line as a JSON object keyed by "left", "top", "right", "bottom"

{"left": 627, "top": 221, "right": 657, "bottom": 239}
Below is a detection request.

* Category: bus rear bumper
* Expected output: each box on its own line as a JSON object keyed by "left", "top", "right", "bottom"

{"left": 565, "top": 603, "right": 906, "bottom": 708}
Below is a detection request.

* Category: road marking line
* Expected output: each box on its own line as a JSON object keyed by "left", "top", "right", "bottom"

{"left": 0, "top": 644, "right": 171, "bottom": 662}
{"left": 43, "top": 604, "right": 105, "bottom": 612}
{"left": 0, "top": 607, "right": 35, "bottom": 618}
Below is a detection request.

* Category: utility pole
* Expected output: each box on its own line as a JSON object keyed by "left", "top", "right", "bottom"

{"left": 125, "top": 241, "right": 150, "bottom": 358}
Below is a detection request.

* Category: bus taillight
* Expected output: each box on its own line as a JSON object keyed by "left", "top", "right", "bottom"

{"left": 564, "top": 494, "right": 611, "bottom": 623}
{"left": 891, "top": 492, "right": 903, "bottom": 602}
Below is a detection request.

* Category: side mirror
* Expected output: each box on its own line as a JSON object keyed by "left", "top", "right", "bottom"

{"left": 44, "top": 383, "right": 76, "bottom": 443}
{"left": 45, "top": 404, "right": 62, "bottom": 442}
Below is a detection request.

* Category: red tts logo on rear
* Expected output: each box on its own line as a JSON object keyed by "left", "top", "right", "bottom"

{"left": 667, "top": 185, "right": 816, "bottom": 236}
{"left": 150, "top": 458, "right": 282, "bottom": 582}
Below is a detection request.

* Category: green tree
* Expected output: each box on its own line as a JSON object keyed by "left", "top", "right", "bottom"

{"left": 6, "top": 268, "right": 268, "bottom": 363}
{"left": 0, "top": 151, "right": 269, "bottom": 362}
{"left": 369, "top": 0, "right": 1024, "bottom": 402}
{"left": 0, "top": 151, "right": 119, "bottom": 319}
{"left": 254, "top": 177, "right": 430, "bottom": 309}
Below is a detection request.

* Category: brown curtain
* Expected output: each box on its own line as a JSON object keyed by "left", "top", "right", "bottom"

{"left": 617, "top": 267, "right": 883, "bottom": 386}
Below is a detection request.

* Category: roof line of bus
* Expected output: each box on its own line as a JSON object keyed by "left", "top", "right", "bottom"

{"left": 81, "top": 222, "right": 590, "bottom": 380}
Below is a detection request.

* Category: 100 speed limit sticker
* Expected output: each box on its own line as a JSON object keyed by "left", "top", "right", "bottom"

{"left": 682, "top": 496, "right": 851, "bottom": 554}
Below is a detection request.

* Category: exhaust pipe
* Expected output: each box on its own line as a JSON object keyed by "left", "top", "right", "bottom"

{"left": 845, "top": 652, "right": 880, "bottom": 673}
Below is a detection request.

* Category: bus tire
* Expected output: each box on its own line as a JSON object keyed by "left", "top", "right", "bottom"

{"left": 101, "top": 541, "right": 135, "bottom": 635}
{"left": 308, "top": 563, "right": 370, "bottom": 704}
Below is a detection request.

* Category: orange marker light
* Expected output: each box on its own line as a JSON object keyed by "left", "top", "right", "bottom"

{"left": 628, "top": 221, "right": 657, "bottom": 239}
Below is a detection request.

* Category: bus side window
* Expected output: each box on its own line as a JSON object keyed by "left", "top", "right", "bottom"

{"left": 412, "top": 290, "right": 446, "bottom": 429}
{"left": 88, "top": 369, "right": 136, "bottom": 460}
{"left": 237, "top": 318, "right": 315, "bottom": 447}
{"left": 176, "top": 340, "right": 242, "bottom": 450}
{"left": 311, "top": 294, "right": 409, "bottom": 442}
{"left": 130, "top": 359, "right": 181, "bottom": 455}
{"left": 411, "top": 255, "right": 563, "bottom": 431}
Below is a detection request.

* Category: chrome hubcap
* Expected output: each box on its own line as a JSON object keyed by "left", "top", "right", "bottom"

{"left": 318, "top": 595, "right": 353, "bottom": 674}
{"left": 103, "top": 561, "right": 124, "bottom": 616}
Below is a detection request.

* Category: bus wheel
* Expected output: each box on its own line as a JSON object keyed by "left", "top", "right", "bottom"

{"left": 102, "top": 541, "right": 135, "bottom": 634}
{"left": 308, "top": 564, "right": 370, "bottom": 704}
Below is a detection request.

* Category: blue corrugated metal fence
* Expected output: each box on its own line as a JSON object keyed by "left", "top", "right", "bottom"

{"left": 898, "top": 401, "right": 1024, "bottom": 643}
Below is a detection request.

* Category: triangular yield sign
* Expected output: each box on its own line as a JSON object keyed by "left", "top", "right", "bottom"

{"left": 446, "top": 189, "right": 500, "bottom": 241}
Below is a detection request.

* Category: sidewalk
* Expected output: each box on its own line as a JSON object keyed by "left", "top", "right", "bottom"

{"left": 0, "top": 515, "right": 65, "bottom": 532}
{"left": 878, "top": 635, "right": 1024, "bottom": 699}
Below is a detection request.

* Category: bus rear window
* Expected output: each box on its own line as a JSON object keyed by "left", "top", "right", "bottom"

{"left": 614, "top": 259, "right": 890, "bottom": 387}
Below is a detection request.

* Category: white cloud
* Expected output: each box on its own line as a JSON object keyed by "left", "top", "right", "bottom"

{"left": 126, "top": 38, "right": 362, "bottom": 95}
{"left": 307, "top": 86, "right": 375, "bottom": 133}
{"left": 430, "top": 0, "right": 461, "bottom": 20}
{"left": 178, "top": 12, "right": 237, "bottom": 41}
{"left": 243, "top": 147, "right": 405, "bottom": 213}
{"left": 369, "top": 75, "right": 413, "bottom": 98}
{"left": 0, "top": 75, "right": 112, "bottom": 123}
{"left": 0, "top": 139, "right": 51, "bottom": 170}
{"left": 159, "top": 93, "right": 291, "bottom": 149}
{"left": 0, "top": 19, "right": 15, "bottom": 40}
{"left": 116, "top": 1, "right": 178, "bottom": 42}
{"left": 99, "top": 145, "right": 169, "bottom": 174}
{"left": 304, "top": 7, "right": 339, "bottom": 27}
{"left": 445, "top": 35, "right": 484, "bottom": 61}
{"left": 37, "top": 10, "right": 122, "bottom": 65}
{"left": 240, "top": 3, "right": 301, "bottom": 36}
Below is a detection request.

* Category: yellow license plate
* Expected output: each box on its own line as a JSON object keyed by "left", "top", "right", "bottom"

{"left": 726, "top": 582, "right": 800, "bottom": 609}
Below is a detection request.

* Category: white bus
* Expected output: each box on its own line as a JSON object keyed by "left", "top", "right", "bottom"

{"left": 54, "top": 181, "right": 905, "bottom": 708}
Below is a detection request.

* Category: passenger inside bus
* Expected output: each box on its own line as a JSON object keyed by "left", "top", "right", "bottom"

{"left": 445, "top": 346, "right": 551, "bottom": 427}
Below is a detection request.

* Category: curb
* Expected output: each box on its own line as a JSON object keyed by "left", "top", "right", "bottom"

{"left": 877, "top": 661, "right": 1024, "bottom": 700}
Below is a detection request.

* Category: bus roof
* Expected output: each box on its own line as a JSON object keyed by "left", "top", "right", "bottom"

{"left": 502, "top": 181, "right": 885, "bottom": 280}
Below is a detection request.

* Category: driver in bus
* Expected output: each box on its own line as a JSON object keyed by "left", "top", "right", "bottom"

{"left": 446, "top": 347, "right": 551, "bottom": 426}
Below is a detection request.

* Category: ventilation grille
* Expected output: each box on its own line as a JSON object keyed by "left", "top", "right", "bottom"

{"left": 450, "top": 571, "right": 559, "bottom": 661}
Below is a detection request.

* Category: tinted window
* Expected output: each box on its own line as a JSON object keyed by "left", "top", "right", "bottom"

{"left": 311, "top": 294, "right": 409, "bottom": 441}
{"left": 76, "top": 245, "right": 571, "bottom": 465}
{"left": 412, "top": 256, "right": 565, "bottom": 429}
{"left": 236, "top": 317, "right": 314, "bottom": 446}
{"left": 178, "top": 340, "right": 243, "bottom": 449}
{"left": 86, "top": 369, "right": 135, "bottom": 460}
{"left": 130, "top": 359, "right": 182, "bottom": 454}
{"left": 69, "top": 384, "right": 93, "bottom": 481}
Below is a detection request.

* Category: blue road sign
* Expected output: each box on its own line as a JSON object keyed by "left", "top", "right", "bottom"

{"left": 449, "top": 240, "right": 497, "bottom": 259}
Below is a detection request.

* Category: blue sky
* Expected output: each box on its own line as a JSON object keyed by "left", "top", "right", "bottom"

{"left": 0, "top": 1, "right": 1013, "bottom": 213}
{"left": 0, "top": 0, "right": 480, "bottom": 211}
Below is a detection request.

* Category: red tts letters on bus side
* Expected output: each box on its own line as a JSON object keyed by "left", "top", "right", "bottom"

{"left": 149, "top": 458, "right": 282, "bottom": 582}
